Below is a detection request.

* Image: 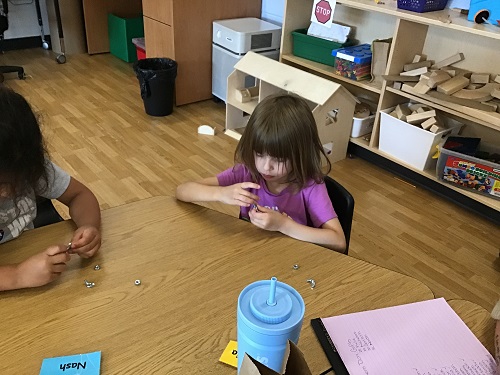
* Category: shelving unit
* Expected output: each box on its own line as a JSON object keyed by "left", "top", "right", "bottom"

{"left": 280, "top": 0, "right": 500, "bottom": 220}
{"left": 225, "top": 51, "right": 356, "bottom": 163}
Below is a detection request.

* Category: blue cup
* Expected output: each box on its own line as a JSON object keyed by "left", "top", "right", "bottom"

{"left": 237, "top": 277, "right": 305, "bottom": 373}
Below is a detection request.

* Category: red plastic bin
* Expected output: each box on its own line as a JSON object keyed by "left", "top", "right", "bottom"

{"left": 132, "top": 37, "right": 146, "bottom": 60}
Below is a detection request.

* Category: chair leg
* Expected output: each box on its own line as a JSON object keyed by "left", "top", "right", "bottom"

{"left": 0, "top": 66, "right": 25, "bottom": 80}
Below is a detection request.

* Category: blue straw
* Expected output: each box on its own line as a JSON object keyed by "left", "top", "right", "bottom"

{"left": 267, "top": 277, "right": 277, "bottom": 306}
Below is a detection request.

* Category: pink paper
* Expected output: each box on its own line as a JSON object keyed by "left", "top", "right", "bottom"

{"left": 321, "top": 298, "right": 496, "bottom": 375}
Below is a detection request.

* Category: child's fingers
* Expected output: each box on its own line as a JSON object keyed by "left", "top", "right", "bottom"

{"left": 51, "top": 263, "right": 68, "bottom": 273}
{"left": 240, "top": 182, "right": 260, "bottom": 190}
{"left": 50, "top": 251, "right": 71, "bottom": 265}
{"left": 45, "top": 245, "right": 69, "bottom": 256}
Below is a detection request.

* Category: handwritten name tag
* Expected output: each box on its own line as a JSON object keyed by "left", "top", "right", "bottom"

{"left": 39, "top": 351, "right": 101, "bottom": 375}
{"left": 219, "top": 340, "right": 238, "bottom": 368}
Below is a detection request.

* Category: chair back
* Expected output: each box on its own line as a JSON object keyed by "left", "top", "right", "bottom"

{"left": 33, "top": 197, "right": 63, "bottom": 228}
{"left": 324, "top": 176, "right": 354, "bottom": 254}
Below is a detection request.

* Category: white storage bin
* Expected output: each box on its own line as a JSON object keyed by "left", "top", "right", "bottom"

{"left": 379, "top": 106, "right": 462, "bottom": 171}
{"left": 351, "top": 113, "right": 375, "bottom": 137}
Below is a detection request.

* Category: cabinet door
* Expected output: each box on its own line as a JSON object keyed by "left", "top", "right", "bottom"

{"left": 142, "top": 0, "right": 173, "bottom": 25}
{"left": 144, "top": 17, "right": 175, "bottom": 59}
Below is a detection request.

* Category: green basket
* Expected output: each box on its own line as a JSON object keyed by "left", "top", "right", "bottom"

{"left": 108, "top": 13, "right": 144, "bottom": 63}
{"left": 291, "top": 28, "right": 352, "bottom": 66}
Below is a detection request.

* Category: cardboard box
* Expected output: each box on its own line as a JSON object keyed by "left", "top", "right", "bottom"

{"left": 379, "top": 105, "right": 462, "bottom": 170}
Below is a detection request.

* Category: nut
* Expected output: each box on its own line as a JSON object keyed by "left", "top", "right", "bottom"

{"left": 306, "top": 279, "right": 316, "bottom": 289}
{"left": 293, "top": 264, "right": 299, "bottom": 270}
{"left": 134, "top": 279, "right": 141, "bottom": 286}
{"left": 94, "top": 265, "right": 101, "bottom": 271}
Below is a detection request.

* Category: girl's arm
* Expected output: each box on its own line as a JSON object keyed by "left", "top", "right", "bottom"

{"left": 176, "top": 177, "right": 260, "bottom": 207}
{"left": 57, "top": 177, "right": 101, "bottom": 258}
{"left": 0, "top": 245, "right": 70, "bottom": 291}
{"left": 249, "top": 207, "right": 346, "bottom": 252}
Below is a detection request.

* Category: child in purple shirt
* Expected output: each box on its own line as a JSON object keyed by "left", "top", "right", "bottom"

{"left": 176, "top": 93, "right": 346, "bottom": 252}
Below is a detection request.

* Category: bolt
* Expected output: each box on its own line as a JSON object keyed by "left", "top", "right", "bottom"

{"left": 306, "top": 279, "right": 316, "bottom": 289}
{"left": 66, "top": 242, "right": 72, "bottom": 251}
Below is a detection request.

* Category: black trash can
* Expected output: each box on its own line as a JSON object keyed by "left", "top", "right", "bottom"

{"left": 133, "top": 58, "right": 177, "bottom": 116}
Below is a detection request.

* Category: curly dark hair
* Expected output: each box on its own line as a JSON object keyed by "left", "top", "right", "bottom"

{"left": 0, "top": 86, "right": 49, "bottom": 198}
{"left": 235, "top": 93, "right": 331, "bottom": 190}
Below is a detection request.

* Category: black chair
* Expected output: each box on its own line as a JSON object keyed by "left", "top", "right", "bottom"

{"left": 324, "top": 175, "right": 355, "bottom": 255}
{"left": 0, "top": 0, "right": 25, "bottom": 83}
{"left": 33, "top": 197, "right": 64, "bottom": 229}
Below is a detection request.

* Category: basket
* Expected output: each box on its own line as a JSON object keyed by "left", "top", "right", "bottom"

{"left": 397, "top": 0, "right": 448, "bottom": 13}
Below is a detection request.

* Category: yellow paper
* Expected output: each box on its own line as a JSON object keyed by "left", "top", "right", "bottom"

{"left": 219, "top": 340, "right": 238, "bottom": 367}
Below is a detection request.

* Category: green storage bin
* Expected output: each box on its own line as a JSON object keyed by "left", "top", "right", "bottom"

{"left": 108, "top": 13, "right": 144, "bottom": 63}
{"left": 291, "top": 28, "right": 352, "bottom": 66}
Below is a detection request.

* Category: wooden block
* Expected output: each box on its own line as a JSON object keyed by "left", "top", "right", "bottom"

{"left": 400, "top": 84, "right": 418, "bottom": 98}
{"left": 466, "top": 83, "right": 483, "bottom": 90}
{"left": 495, "top": 75, "right": 500, "bottom": 84}
{"left": 413, "top": 81, "right": 431, "bottom": 94}
{"left": 393, "top": 81, "right": 403, "bottom": 90}
{"left": 431, "top": 53, "right": 465, "bottom": 69}
{"left": 492, "top": 88, "right": 500, "bottom": 99}
{"left": 400, "top": 67, "right": 429, "bottom": 76}
{"left": 419, "top": 71, "right": 433, "bottom": 82}
{"left": 426, "top": 71, "right": 451, "bottom": 88}
{"left": 441, "top": 66, "right": 471, "bottom": 78}
{"left": 470, "top": 73, "right": 490, "bottom": 84}
{"left": 403, "top": 60, "right": 433, "bottom": 71}
{"left": 421, "top": 117, "right": 437, "bottom": 130}
{"left": 406, "top": 110, "right": 436, "bottom": 124}
{"left": 437, "top": 75, "right": 469, "bottom": 95}
{"left": 395, "top": 104, "right": 412, "bottom": 120}
{"left": 234, "top": 86, "right": 259, "bottom": 103}
{"left": 412, "top": 54, "right": 427, "bottom": 63}
{"left": 452, "top": 83, "right": 499, "bottom": 102}
{"left": 382, "top": 75, "right": 420, "bottom": 82}
{"left": 408, "top": 103, "right": 427, "bottom": 112}
{"left": 429, "top": 124, "right": 443, "bottom": 133}
{"left": 426, "top": 90, "right": 495, "bottom": 112}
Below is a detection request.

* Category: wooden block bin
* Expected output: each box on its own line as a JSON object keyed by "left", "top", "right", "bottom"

{"left": 379, "top": 104, "right": 462, "bottom": 171}
{"left": 225, "top": 51, "right": 357, "bottom": 164}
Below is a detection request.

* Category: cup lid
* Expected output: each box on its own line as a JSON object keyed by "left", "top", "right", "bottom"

{"left": 238, "top": 279, "right": 305, "bottom": 334}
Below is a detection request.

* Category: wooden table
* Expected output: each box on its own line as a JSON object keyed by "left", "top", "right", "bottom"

{"left": 448, "top": 299, "right": 496, "bottom": 355}
{"left": 0, "top": 196, "right": 443, "bottom": 373}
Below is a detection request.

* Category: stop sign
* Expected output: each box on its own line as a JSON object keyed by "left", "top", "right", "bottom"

{"left": 315, "top": 0, "right": 332, "bottom": 24}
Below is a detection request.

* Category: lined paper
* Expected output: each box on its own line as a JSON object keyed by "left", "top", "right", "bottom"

{"left": 321, "top": 298, "right": 496, "bottom": 375}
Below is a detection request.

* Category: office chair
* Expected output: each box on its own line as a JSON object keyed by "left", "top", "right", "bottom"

{"left": 0, "top": 0, "right": 25, "bottom": 83}
{"left": 33, "top": 197, "right": 64, "bottom": 228}
{"left": 324, "top": 175, "right": 355, "bottom": 255}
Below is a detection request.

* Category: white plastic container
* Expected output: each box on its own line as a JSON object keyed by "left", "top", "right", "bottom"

{"left": 379, "top": 106, "right": 462, "bottom": 171}
{"left": 351, "top": 113, "right": 375, "bottom": 137}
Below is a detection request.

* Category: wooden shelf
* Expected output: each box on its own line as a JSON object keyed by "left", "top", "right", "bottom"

{"left": 226, "top": 97, "right": 258, "bottom": 116}
{"left": 281, "top": 54, "right": 382, "bottom": 94}
{"left": 281, "top": 0, "right": 500, "bottom": 218}
{"left": 338, "top": 0, "right": 500, "bottom": 40}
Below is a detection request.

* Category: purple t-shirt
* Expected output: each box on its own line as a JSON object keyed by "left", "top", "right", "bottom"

{"left": 217, "top": 164, "right": 337, "bottom": 228}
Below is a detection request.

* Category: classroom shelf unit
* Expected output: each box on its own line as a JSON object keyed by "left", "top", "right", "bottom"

{"left": 280, "top": 0, "right": 500, "bottom": 220}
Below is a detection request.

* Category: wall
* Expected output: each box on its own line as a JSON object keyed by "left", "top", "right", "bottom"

{"left": 261, "top": 0, "right": 284, "bottom": 25}
{"left": 3, "top": 0, "right": 50, "bottom": 39}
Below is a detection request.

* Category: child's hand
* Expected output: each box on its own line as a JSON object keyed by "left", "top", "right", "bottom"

{"left": 16, "top": 245, "right": 70, "bottom": 288}
{"left": 248, "top": 205, "right": 291, "bottom": 232}
{"left": 69, "top": 225, "right": 101, "bottom": 258}
{"left": 220, "top": 182, "right": 260, "bottom": 207}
